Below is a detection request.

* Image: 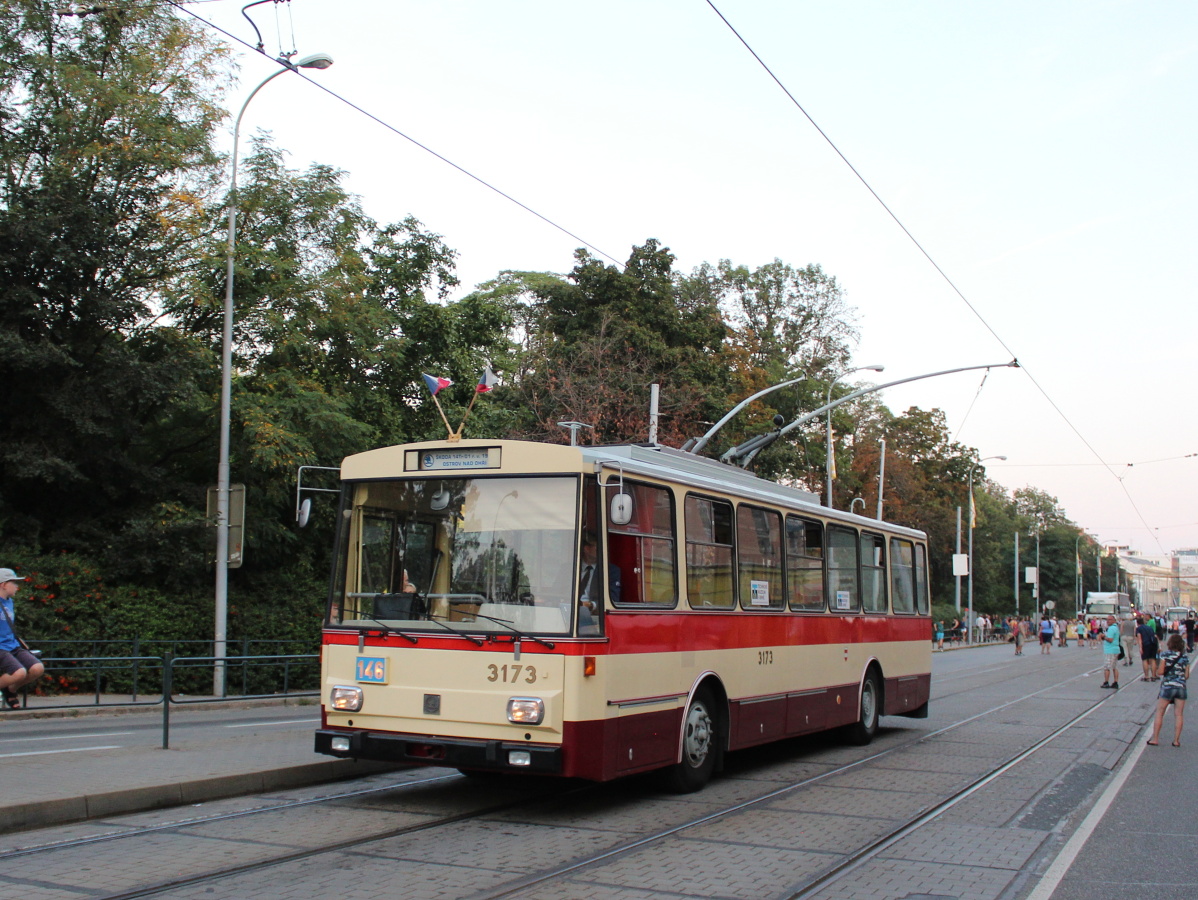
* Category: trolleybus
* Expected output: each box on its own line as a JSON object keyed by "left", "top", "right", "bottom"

{"left": 315, "top": 438, "right": 932, "bottom": 791}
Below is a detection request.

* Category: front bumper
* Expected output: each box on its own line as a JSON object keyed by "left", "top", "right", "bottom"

{"left": 315, "top": 728, "right": 563, "bottom": 774}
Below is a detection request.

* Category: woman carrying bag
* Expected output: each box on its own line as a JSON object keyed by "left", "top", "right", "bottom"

{"left": 0, "top": 568, "right": 44, "bottom": 709}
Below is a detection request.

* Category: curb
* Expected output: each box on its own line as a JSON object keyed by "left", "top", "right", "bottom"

{"left": 5, "top": 758, "right": 405, "bottom": 832}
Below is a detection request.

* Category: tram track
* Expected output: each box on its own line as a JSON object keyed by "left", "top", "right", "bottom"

{"left": 0, "top": 662, "right": 1127, "bottom": 900}
{"left": 471, "top": 669, "right": 1137, "bottom": 900}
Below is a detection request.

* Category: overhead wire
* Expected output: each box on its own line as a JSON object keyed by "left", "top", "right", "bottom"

{"left": 165, "top": 0, "right": 625, "bottom": 269}
{"left": 703, "top": 0, "right": 1166, "bottom": 554}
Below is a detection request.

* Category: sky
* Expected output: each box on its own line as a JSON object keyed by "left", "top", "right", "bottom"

{"left": 179, "top": 0, "right": 1198, "bottom": 555}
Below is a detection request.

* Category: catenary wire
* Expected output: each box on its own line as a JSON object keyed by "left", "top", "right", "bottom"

{"left": 165, "top": 0, "right": 625, "bottom": 269}
{"left": 703, "top": 0, "right": 1165, "bottom": 553}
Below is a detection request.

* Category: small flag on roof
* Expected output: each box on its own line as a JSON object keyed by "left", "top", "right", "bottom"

{"left": 476, "top": 367, "right": 499, "bottom": 393}
{"left": 422, "top": 373, "right": 453, "bottom": 396}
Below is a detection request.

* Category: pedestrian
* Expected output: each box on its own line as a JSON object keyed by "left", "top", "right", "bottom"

{"left": 0, "top": 567, "right": 43, "bottom": 709}
{"left": 1014, "top": 617, "right": 1024, "bottom": 656}
{"left": 1146, "top": 634, "right": 1189, "bottom": 748}
{"left": 1119, "top": 615, "right": 1136, "bottom": 666}
{"left": 1100, "top": 614, "right": 1121, "bottom": 690}
{"left": 1185, "top": 613, "right": 1196, "bottom": 654}
{"left": 1039, "top": 615, "right": 1054, "bottom": 654}
{"left": 1066, "top": 619, "right": 1077, "bottom": 645}
{"left": 935, "top": 620, "right": 944, "bottom": 651}
{"left": 1137, "top": 615, "right": 1160, "bottom": 681}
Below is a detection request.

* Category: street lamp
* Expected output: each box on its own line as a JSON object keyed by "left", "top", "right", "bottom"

{"left": 215, "top": 53, "right": 334, "bottom": 696}
{"left": 967, "top": 455, "right": 1006, "bottom": 643}
{"left": 825, "top": 365, "right": 884, "bottom": 507}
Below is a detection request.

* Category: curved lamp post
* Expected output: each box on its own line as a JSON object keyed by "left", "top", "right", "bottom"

{"left": 824, "top": 365, "right": 884, "bottom": 508}
{"left": 215, "top": 53, "right": 334, "bottom": 696}
{"left": 967, "top": 454, "right": 1006, "bottom": 643}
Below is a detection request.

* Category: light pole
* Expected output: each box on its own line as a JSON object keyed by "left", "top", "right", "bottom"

{"left": 215, "top": 53, "right": 334, "bottom": 696}
{"left": 967, "top": 454, "right": 1006, "bottom": 643}
{"left": 825, "top": 365, "right": 884, "bottom": 507}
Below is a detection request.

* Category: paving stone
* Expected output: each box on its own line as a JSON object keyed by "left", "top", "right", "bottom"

{"left": 879, "top": 821, "right": 1047, "bottom": 869}
{"left": 556, "top": 835, "right": 832, "bottom": 900}
{"left": 807, "top": 857, "right": 1017, "bottom": 900}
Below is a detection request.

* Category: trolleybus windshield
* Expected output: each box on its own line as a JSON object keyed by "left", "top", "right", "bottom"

{"left": 328, "top": 475, "right": 579, "bottom": 637}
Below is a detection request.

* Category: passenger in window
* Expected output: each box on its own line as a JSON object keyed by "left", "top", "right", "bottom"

{"left": 579, "top": 532, "right": 621, "bottom": 632}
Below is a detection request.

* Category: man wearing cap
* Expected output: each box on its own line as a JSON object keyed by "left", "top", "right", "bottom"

{"left": 0, "top": 568, "right": 43, "bottom": 708}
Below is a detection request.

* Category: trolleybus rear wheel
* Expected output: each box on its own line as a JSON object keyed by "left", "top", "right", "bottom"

{"left": 663, "top": 688, "right": 718, "bottom": 793}
{"left": 846, "top": 671, "right": 880, "bottom": 745}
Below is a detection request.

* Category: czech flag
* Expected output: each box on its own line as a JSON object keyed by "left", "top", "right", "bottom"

{"left": 476, "top": 367, "right": 498, "bottom": 393}
{"left": 422, "top": 373, "right": 453, "bottom": 396}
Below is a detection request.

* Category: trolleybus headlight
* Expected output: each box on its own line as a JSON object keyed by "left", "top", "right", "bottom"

{"left": 330, "top": 685, "right": 363, "bottom": 712}
{"left": 508, "top": 750, "right": 532, "bottom": 767}
{"left": 506, "top": 697, "right": 544, "bottom": 725}
{"left": 330, "top": 736, "right": 352, "bottom": 753}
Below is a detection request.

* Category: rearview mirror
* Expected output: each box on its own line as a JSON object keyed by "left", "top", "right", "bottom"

{"left": 610, "top": 492, "right": 633, "bottom": 526}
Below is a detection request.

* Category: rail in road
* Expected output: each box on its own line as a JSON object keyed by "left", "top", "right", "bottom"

{"left": 1, "top": 646, "right": 1158, "bottom": 900}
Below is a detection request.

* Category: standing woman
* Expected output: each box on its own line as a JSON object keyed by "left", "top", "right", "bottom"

{"left": 1147, "top": 633, "right": 1190, "bottom": 747}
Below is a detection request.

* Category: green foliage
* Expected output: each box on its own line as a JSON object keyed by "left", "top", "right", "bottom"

{"left": 0, "top": 2, "right": 227, "bottom": 548}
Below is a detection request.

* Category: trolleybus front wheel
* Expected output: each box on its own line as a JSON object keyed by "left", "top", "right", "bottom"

{"left": 663, "top": 688, "right": 719, "bottom": 793}
{"left": 846, "top": 671, "right": 880, "bottom": 745}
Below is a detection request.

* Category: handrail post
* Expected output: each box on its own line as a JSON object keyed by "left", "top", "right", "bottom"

{"left": 162, "top": 653, "right": 172, "bottom": 750}
{"left": 132, "top": 636, "right": 140, "bottom": 702}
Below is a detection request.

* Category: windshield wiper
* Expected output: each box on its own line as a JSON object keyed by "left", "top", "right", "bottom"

{"left": 470, "top": 611, "right": 555, "bottom": 650}
{"left": 426, "top": 615, "right": 485, "bottom": 646}
{"left": 358, "top": 611, "right": 418, "bottom": 645}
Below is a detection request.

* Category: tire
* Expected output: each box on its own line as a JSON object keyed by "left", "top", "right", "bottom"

{"left": 846, "top": 671, "right": 880, "bottom": 746}
{"left": 662, "top": 688, "right": 719, "bottom": 793}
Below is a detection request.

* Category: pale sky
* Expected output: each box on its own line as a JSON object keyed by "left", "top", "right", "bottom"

{"left": 184, "top": 1, "right": 1198, "bottom": 554}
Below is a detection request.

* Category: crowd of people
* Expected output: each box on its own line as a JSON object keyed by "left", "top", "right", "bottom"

{"left": 933, "top": 610, "right": 1193, "bottom": 747}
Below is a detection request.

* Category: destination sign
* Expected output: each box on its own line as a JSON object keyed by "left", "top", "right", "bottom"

{"left": 413, "top": 447, "right": 501, "bottom": 471}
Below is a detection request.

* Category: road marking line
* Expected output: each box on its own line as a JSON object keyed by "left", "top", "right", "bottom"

{"left": 0, "top": 745, "right": 121, "bottom": 759}
{"left": 0, "top": 732, "right": 134, "bottom": 744}
{"left": 224, "top": 718, "right": 316, "bottom": 728}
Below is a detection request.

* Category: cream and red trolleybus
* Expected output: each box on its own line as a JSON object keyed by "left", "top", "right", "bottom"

{"left": 315, "top": 439, "right": 932, "bottom": 791}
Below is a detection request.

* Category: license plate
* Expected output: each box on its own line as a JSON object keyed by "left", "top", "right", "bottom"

{"left": 355, "top": 656, "right": 388, "bottom": 683}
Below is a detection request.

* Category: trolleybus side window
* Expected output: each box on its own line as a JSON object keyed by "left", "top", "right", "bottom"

{"left": 785, "top": 515, "right": 826, "bottom": 612}
{"left": 861, "top": 532, "right": 887, "bottom": 613}
{"left": 889, "top": 538, "right": 916, "bottom": 614}
{"left": 606, "top": 481, "right": 677, "bottom": 607}
{"left": 828, "top": 525, "right": 859, "bottom": 613}
{"left": 914, "top": 542, "right": 930, "bottom": 614}
{"left": 737, "top": 504, "right": 783, "bottom": 610}
{"left": 684, "top": 494, "right": 735, "bottom": 609}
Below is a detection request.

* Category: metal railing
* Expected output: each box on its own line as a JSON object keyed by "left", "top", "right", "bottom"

{"left": 3, "top": 651, "right": 320, "bottom": 749}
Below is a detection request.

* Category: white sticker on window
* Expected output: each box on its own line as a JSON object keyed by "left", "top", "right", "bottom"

{"left": 836, "top": 590, "right": 851, "bottom": 610}
{"left": 750, "top": 580, "right": 770, "bottom": 606}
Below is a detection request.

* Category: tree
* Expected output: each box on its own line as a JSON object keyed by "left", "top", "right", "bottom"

{"left": 166, "top": 138, "right": 518, "bottom": 574}
{"left": 509, "top": 241, "right": 732, "bottom": 446}
{"left": 0, "top": 2, "right": 228, "bottom": 549}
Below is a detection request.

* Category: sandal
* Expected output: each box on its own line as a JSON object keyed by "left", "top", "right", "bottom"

{"left": 1173, "top": 741, "right": 1181, "bottom": 747}
{"left": 2, "top": 688, "right": 18, "bottom": 709}
{"left": 1147, "top": 740, "right": 1159, "bottom": 746}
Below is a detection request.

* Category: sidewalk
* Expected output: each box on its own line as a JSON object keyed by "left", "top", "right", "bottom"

{"left": 1, "top": 695, "right": 401, "bottom": 833}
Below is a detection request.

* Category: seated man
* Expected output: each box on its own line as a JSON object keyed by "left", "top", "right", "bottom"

{"left": 0, "top": 568, "right": 43, "bottom": 709}
{"left": 578, "top": 532, "right": 621, "bottom": 634}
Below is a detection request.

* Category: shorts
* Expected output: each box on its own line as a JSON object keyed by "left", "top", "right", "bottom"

{"left": 1040, "top": 633, "right": 1053, "bottom": 644}
{"left": 1142, "top": 649, "right": 1158, "bottom": 661}
{"left": 1102, "top": 655, "right": 1119, "bottom": 674}
{"left": 0, "top": 647, "right": 39, "bottom": 676}
{"left": 1159, "top": 684, "right": 1188, "bottom": 703}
